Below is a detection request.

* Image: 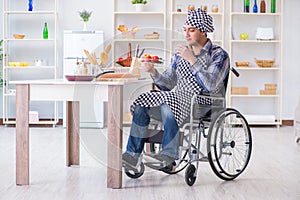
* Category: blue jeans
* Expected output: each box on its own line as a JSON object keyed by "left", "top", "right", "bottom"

{"left": 126, "top": 104, "right": 180, "bottom": 159}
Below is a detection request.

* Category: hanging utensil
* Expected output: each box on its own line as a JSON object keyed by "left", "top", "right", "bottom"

{"left": 138, "top": 48, "right": 145, "bottom": 58}
{"left": 105, "top": 44, "right": 112, "bottom": 54}
{"left": 128, "top": 42, "right": 132, "bottom": 58}
{"left": 135, "top": 43, "right": 139, "bottom": 57}
{"left": 83, "top": 49, "right": 94, "bottom": 64}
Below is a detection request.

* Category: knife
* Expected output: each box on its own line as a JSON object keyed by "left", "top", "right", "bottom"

{"left": 135, "top": 44, "right": 139, "bottom": 57}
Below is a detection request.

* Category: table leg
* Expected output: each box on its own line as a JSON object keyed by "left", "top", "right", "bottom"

{"left": 16, "top": 84, "right": 30, "bottom": 185}
{"left": 66, "top": 101, "right": 80, "bottom": 166}
{"left": 107, "top": 85, "right": 123, "bottom": 189}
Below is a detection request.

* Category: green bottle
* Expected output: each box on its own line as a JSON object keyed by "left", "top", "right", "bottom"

{"left": 271, "top": 0, "right": 276, "bottom": 13}
{"left": 244, "top": 0, "right": 250, "bottom": 12}
{"left": 43, "top": 22, "right": 48, "bottom": 39}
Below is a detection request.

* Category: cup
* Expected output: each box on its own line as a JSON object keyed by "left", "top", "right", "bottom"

{"left": 34, "top": 59, "right": 43, "bottom": 66}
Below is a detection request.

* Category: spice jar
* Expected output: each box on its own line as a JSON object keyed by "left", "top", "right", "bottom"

{"left": 188, "top": 4, "right": 195, "bottom": 11}
{"left": 201, "top": 5, "right": 208, "bottom": 12}
{"left": 176, "top": 4, "right": 182, "bottom": 12}
{"left": 212, "top": 5, "right": 219, "bottom": 12}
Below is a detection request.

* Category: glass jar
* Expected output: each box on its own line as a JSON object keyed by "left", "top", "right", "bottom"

{"left": 212, "top": 5, "right": 219, "bottom": 13}
{"left": 188, "top": 4, "right": 195, "bottom": 11}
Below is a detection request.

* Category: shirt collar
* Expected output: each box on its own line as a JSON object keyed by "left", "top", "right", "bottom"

{"left": 195, "top": 38, "right": 212, "bottom": 56}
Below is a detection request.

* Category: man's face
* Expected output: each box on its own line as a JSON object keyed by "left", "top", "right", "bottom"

{"left": 183, "top": 25, "right": 205, "bottom": 46}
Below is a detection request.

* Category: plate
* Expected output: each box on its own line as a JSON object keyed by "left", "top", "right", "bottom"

{"left": 65, "top": 75, "right": 94, "bottom": 81}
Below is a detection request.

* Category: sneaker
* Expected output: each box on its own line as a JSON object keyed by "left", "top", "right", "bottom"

{"left": 122, "top": 152, "right": 138, "bottom": 167}
{"left": 153, "top": 154, "right": 176, "bottom": 165}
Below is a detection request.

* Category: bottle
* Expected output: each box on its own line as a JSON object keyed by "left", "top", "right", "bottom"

{"left": 260, "top": 0, "right": 266, "bottom": 13}
{"left": 43, "top": 22, "right": 48, "bottom": 39}
{"left": 253, "top": 0, "right": 258, "bottom": 13}
{"left": 244, "top": 0, "right": 250, "bottom": 13}
{"left": 271, "top": 0, "right": 276, "bottom": 13}
{"left": 28, "top": 0, "right": 33, "bottom": 11}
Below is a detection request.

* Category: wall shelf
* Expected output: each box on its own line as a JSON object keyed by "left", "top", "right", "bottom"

{"left": 2, "top": 0, "right": 59, "bottom": 125}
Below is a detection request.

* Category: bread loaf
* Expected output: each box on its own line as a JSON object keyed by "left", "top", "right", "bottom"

{"left": 96, "top": 73, "right": 140, "bottom": 81}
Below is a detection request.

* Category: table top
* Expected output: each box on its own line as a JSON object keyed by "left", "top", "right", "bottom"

{"left": 11, "top": 78, "right": 151, "bottom": 86}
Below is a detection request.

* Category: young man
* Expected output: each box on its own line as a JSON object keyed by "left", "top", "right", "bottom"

{"left": 122, "top": 8, "right": 230, "bottom": 167}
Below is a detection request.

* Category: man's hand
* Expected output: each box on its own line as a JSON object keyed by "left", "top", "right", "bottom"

{"left": 175, "top": 45, "right": 197, "bottom": 65}
{"left": 141, "top": 62, "right": 157, "bottom": 76}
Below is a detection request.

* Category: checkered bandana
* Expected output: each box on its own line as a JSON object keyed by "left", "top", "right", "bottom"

{"left": 184, "top": 8, "right": 214, "bottom": 33}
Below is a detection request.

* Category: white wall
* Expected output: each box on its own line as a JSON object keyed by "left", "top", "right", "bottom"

{"left": 1, "top": 0, "right": 300, "bottom": 120}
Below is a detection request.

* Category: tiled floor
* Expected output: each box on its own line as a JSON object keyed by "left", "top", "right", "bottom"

{"left": 0, "top": 125, "right": 299, "bottom": 200}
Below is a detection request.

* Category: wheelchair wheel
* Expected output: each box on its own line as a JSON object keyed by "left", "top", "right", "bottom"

{"left": 207, "top": 108, "right": 252, "bottom": 181}
{"left": 185, "top": 164, "right": 197, "bottom": 186}
{"left": 124, "top": 162, "right": 145, "bottom": 179}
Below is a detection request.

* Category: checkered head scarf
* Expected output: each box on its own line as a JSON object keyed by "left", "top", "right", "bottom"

{"left": 184, "top": 8, "right": 214, "bottom": 33}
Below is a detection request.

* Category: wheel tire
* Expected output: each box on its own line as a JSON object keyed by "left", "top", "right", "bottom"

{"left": 207, "top": 108, "right": 252, "bottom": 181}
{"left": 124, "top": 162, "right": 145, "bottom": 179}
{"left": 185, "top": 164, "right": 197, "bottom": 186}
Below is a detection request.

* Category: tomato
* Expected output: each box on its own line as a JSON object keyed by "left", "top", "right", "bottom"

{"left": 152, "top": 55, "right": 159, "bottom": 60}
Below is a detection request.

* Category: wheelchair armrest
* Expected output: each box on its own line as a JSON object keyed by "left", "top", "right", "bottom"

{"left": 196, "top": 92, "right": 225, "bottom": 102}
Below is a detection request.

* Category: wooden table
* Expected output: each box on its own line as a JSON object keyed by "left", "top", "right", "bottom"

{"left": 12, "top": 79, "right": 151, "bottom": 189}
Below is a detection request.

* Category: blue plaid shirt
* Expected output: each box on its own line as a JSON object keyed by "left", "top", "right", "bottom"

{"left": 152, "top": 39, "right": 230, "bottom": 93}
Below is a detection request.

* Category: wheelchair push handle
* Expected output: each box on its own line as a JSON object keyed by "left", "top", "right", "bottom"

{"left": 231, "top": 67, "right": 239, "bottom": 77}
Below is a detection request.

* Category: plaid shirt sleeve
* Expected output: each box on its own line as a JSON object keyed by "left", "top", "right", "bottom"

{"left": 151, "top": 55, "right": 178, "bottom": 91}
{"left": 190, "top": 46, "right": 230, "bottom": 93}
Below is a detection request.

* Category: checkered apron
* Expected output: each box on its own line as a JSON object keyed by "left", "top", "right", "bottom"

{"left": 130, "top": 58, "right": 212, "bottom": 126}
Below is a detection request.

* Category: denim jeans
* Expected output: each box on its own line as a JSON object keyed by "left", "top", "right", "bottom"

{"left": 126, "top": 104, "right": 180, "bottom": 159}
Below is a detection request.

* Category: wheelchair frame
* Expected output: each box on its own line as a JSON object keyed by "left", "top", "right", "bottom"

{"left": 123, "top": 69, "right": 253, "bottom": 186}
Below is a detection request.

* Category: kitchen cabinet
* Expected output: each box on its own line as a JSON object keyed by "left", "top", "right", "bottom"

{"left": 2, "top": 0, "right": 58, "bottom": 125}
{"left": 228, "top": 0, "right": 283, "bottom": 125}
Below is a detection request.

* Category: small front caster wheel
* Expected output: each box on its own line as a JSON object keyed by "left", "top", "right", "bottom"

{"left": 124, "top": 162, "right": 145, "bottom": 179}
{"left": 185, "top": 164, "right": 197, "bottom": 186}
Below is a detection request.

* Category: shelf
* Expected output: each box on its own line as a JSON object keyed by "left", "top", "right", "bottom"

{"left": 2, "top": 0, "right": 59, "bottom": 126}
{"left": 4, "top": 11, "right": 56, "bottom": 14}
{"left": 172, "top": 12, "right": 223, "bottom": 16}
{"left": 230, "top": 95, "right": 280, "bottom": 98}
{"left": 231, "top": 12, "right": 280, "bottom": 16}
{"left": 4, "top": 66, "right": 56, "bottom": 69}
{"left": 114, "top": 39, "right": 165, "bottom": 42}
{"left": 234, "top": 67, "right": 280, "bottom": 71}
{"left": 231, "top": 40, "right": 280, "bottom": 43}
{"left": 172, "top": 39, "right": 223, "bottom": 43}
{"left": 2, "top": 119, "right": 58, "bottom": 125}
{"left": 5, "top": 39, "right": 55, "bottom": 42}
{"left": 114, "top": 12, "right": 164, "bottom": 15}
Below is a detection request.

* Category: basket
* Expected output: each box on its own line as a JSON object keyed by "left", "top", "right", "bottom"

{"left": 13, "top": 34, "right": 25, "bottom": 39}
{"left": 235, "top": 61, "right": 249, "bottom": 67}
{"left": 254, "top": 58, "right": 275, "bottom": 68}
{"left": 116, "top": 57, "right": 132, "bottom": 67}
{"left": 122, "top": 31, "right": 136, "bottom": 39}
{"left": 144, "top": 33, "right": 160, "bottom": 39}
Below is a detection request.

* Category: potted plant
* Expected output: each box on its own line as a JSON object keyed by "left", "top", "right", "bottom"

{"left": 131, "top": 0, "right": 147, "bottom": 12}
{"left": 78, "top": 10, "right": 92, "bottom": 31}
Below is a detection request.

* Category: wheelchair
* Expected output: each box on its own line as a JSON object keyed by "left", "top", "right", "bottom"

{"left": 123, "top": 68, "right": 252, "bottom": 186}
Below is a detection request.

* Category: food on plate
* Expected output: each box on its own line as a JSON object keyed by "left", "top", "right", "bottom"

{"left": 140, "top": 54, "right": 163, "bottom": 64}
